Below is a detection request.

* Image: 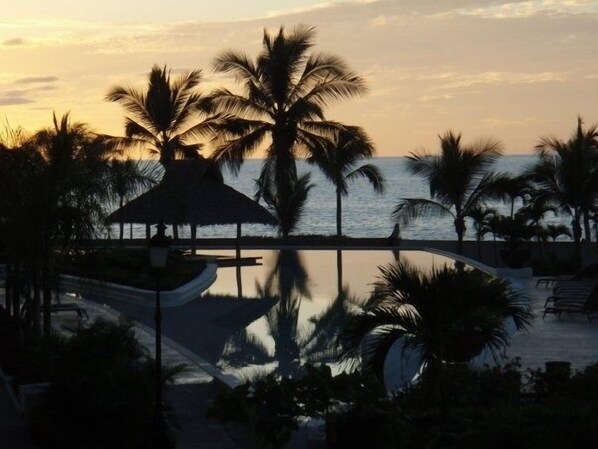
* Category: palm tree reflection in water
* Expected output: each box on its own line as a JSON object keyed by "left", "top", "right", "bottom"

{"left": 220, "top": 250, "right": 361, "bottom": 378}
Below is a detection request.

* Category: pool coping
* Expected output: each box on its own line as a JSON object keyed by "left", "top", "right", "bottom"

{"left": 58, "top": 260, "right": 218, "bottom": 308}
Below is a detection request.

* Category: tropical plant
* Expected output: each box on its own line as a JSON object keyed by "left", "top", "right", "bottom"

{"left": 1, "top": 113, "right": 116, "bottom": 335}
{"left": 106, "top": 64, "right": 220, "bottom": 166}
{"left": 209, "top": 25, "right": 366, "bottom": 237}
{"left": 546, "top": 224, "right": 572, "bottom": 242}
{"left": 530, "top": 117, "right": 598, "bottom": 258}
{"left": 307, "top": 127, "right": 384, "bottom": 237}
{"left": 258, "top": 172, "right": 314, "bottom": 238}
{"left": 394, "top": 131, "right": 503, "bottom": 254}
{"left": 468, "top": 205, "right": 497, "bottom": 259}
{"left": 341, "top": 260, "right": 531, "bottom": 399}
{"left": 489, "top": 213, "right": 540, "bottom": 250}
{"left": 487, "top": 173, "right": 533, "bottom": 218}
{"left": 108, "top": 158, "right": 158, "bottom": 241}
{"left": 29, "top": 318, "right": 183, "bottom": 449}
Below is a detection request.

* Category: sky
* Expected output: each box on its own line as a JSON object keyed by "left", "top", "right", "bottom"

{"left": 1, "top": 0, "right": 597, "bottom": 156}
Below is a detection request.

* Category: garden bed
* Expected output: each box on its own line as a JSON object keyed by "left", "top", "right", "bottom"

{"left": 60, "top": 248, "right": 207, "bottom": 291}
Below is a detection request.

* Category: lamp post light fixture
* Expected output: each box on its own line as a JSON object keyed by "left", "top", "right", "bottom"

{"left": 148, "top": 222, "right": 172, "bottom": 448}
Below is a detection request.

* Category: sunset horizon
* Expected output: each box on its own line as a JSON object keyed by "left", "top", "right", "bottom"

{"left": 2, "top": 0, "right": 597, "bottom": 156}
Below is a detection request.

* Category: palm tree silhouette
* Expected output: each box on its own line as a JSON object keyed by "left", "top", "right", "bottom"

{"left": 394, "top": 131, "right": 502, "bottom": 254}
{"left": 307, "top": 127, "right": 384, "bottom": 238}
{"left": 209, "top": 25, "right": 366, "bottom": 237}
{"left": 341, "top": 260, "right": 531, "bottom": 397}
{"left": 13, "top": 113, "right": 116, "bottom": 334}
{"left": 106, "top": 65, "right": 220, "bottom": 166}
{"left": 531, "top": 117, "right": 598, "bottom": 259}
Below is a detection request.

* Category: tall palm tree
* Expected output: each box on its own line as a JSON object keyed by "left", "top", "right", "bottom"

{"left": 531, "top": 117, "right": 598, "bottom": 258}
{"left": 108, "top": 158, "right": 158, "bottom": 241}
{"left": 341, "top": 260, "right": 531, "bottom": 401}
{"left": 209, "top": 25, "right": 366, "bottom": 237}
{"left": 394, "top": 131, "right": 503, "bottom": 254}
{"left": 1, "top": 114, "right": 115, "bottom": 335}
{"left": 106, "top": 65, "right": 220, "bottom": 166}
{"left": 31, "top": 113, "right": 116, "bottom": 334}
{"left": 307, "top": 127, "right": 385, "bottom": 238}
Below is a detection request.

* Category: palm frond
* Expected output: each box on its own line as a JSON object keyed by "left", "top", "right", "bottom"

{"left": 393, "top": 198, "right": 454, "bottom": 225}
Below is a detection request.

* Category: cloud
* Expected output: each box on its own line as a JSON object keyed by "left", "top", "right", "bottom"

{"left": 14, "top": 76, "right": 59, "bottom": 84}
{"left": 0, "top": 92, "right": 34, "bottom": 106}
{"left": 2, "top": 38, "right": 25, "bottom": 46}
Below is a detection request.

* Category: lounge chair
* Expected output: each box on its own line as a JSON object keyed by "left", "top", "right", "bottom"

{"left": 543, "top": 286, "right": 598, "bottom": 321}
{"left": 544, "top": 280, "right": 596, "bottom": 307}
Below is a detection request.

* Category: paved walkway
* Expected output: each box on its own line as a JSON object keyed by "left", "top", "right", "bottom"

{"left": 507, "top": 277, "right": 598, "bottom": 372}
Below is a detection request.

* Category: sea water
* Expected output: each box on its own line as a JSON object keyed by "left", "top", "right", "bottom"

{"left": 112, "top": 155, "right": 556, "bottom": 241}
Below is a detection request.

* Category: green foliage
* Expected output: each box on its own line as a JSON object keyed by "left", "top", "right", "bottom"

{"left": 394, "top": 130, "right": 503, "bottom": 253}
{"left": 209, "top": 361, "right": 598, "bottom": 449}
{"left": 208, "top": 364, "right": 387, "bottom": 449}
{"left": 59, "top": 248, "right": 206, "bottom": 291}
{"left": 341, "top": 260, "right": 531, "bottom": 380}
{"left": 29, "top": 318, "right": 183, "bottom": 449}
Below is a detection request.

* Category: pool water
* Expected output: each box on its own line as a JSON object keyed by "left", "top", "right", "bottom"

{"left": 201, "top": 249, "right": 458, "bottom": 380}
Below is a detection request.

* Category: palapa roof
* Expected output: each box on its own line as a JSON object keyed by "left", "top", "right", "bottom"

{"left": 108, "top": 159, "right": 277, "bottom": 227}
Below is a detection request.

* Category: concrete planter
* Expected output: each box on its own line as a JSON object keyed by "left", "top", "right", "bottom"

{"left": 58, "top": 260, "right": 218, "bottom": 308}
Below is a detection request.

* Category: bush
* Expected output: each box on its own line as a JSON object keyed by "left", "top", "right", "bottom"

{"left": 29, "top": 318, "right": 182, "bottom": 449}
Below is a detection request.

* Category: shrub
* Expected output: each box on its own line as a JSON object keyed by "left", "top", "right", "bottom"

{"left": 29, "top": 318, "right": 182, "bottom": 449}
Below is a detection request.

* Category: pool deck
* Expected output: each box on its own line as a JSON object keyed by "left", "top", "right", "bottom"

{"left": 507, "top": 276, "right": 598, "bottom": 372}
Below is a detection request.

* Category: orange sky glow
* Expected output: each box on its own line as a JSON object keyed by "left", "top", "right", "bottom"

{"left": 1, "top": 0, "right": 597, "bottom": 156}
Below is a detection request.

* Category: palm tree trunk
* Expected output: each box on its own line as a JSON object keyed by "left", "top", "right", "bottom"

{"left": 146, "top": 223, "right": 151, "bottom": 239}
{"left": 573, "top": 210, "right": 583, "bottom": 263}
{"left": 5, "top": 264, "right": 12, "bottom": 316}
{"left": 454, "top": 216, "right": 465, "bottom": 255}
{"left": 336, "top": 250, "right": 343, "bottom": 297}
{"left": 119, "top": 198, "right": 124, "bottom": 243}
{"left": 236, "top": 223, "right": 243, "bottom": 299}
{"left": 583, "top": 211, "right": 592, "bottom": 243}
{"left": 130, "top": 223, "right": 133, "bottom": 239}
{"left": 172, "top": 224, "right": 179, "bottom": 241}
{"left": 41, "top": 236, "right": 52, "bottom": 335}
{"left": 190, "top": 224, "right": 197, "bottom": 255}
{"left": 336, "top": 189, "right": 342, "bottom": 239}
{"left": 31, "top": 260, "right": 41, "bottom": 336}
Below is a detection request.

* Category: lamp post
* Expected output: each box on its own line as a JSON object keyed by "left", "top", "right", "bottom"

{"left": 148, "top": 222, "right": 171, "bottom": 448}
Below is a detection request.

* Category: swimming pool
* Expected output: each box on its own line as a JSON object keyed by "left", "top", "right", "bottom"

{"left": 94, "top": 249, "right": 465, "bottom": 384}
{"left": 200, "top": 249, "right": 459, "bottom": 381}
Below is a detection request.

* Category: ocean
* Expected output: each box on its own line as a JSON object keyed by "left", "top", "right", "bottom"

{"left": 112, "top": 155, "right": 552, "bottom": 241}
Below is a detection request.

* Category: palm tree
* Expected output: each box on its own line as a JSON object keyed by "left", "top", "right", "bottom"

{"left": 531, "top": 117, "right": 598, "bottom": 259}
{"left": 487, "top": 173, "right": 533, "bottom": 218}
{"left": 258, "top": 172, "right": 314, "bottom": 239}
{"left": 341, "top": 260, "right": 531, "bottom": 406}
{"left": 31, "top": 113, "right": 116, "bottom": 334}
{"left": 106, "top": 65, "right": 220, "bottom": 166}
{"left": 468, "top": 205, "right": 497, "bottom": 260}
{"left": 307, "top": 127, "right": 384, "bottom": 238}
{"left": 209, "top": 25, "right": 366, "bottom": 237}
{"left": 394, "top": 131, "right": 503, "bottom": 254}
{"left": 108, "top": 158, "right": 158, "bottom": 241}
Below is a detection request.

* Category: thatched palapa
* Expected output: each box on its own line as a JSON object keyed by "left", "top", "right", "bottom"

{"left": 108, "top": 159, "right": 276, "bottom": 228}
